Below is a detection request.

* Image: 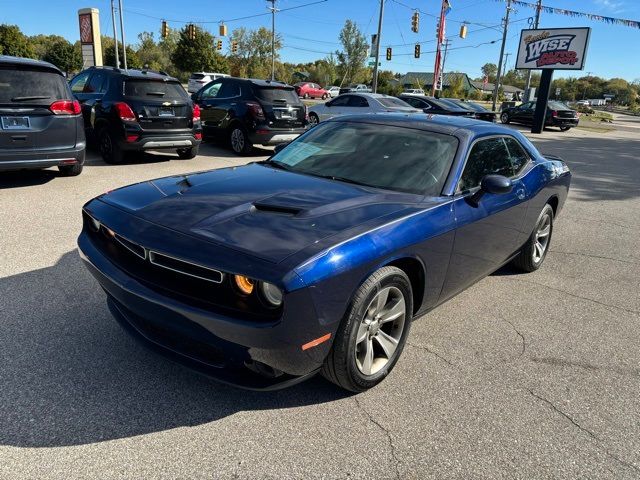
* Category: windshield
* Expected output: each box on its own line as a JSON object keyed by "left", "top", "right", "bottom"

{"left": 124, "top": 80, "right": 188, "bottom": 100}
{"left": 0, "top": 67, "right": 69, "bottom": 104}
{"left": 377, "top": 97, "right": 414, "bottom": 109}
{"left": 435, "top": 98, "right": 470, "bottom": 111}
{"left": 267, "top": 121, "right": 458, "bottom": 195}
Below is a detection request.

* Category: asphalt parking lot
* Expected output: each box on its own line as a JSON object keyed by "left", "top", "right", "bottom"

{"left": 1, "top": 124, "right": 639, "bottom": 479}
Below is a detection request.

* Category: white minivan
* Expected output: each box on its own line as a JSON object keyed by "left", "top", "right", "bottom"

{"left": 188, "top": 72, "right": 230, "bottom": 93}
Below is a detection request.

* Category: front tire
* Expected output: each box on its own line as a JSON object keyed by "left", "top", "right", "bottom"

{"left": 309, "top": 113, "right": 320, "bottom": 126}
{"left": 512, "top": 204, "right": 554, "bottom": 272}
{"left": 322, "top": 266, "right": 412, "bottom": 392}
{"left": 500, "top": 112, "right": 510, "bottom": 124}
{"left": 229, "top": 125, "right": 253, "bottom": 156}
{"left": 303, "top": 93, "right": 310, "bottom": 99}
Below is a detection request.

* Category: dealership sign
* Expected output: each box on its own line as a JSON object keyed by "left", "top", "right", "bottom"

{"left": 515, "top": 27, "right": 591, "bottom": 70}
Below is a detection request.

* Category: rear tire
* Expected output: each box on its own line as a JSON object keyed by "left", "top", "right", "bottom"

{"left": 177, "top": 146, "right": 199, "bottom": 159}
{"left": 229, "top": 125, "right": 253, "bottom": 156}
{"left": 309, "top": 113, "right": 320, "bottom": 126}
{"left": 99, "top": 129, "right": 124, "bottom": 164}
{"left": 321, "top": 93, "right": 327, "bottom": 100}
{"left": 559, "top": 125, "right": 571, "bottom": 131}
{"left": 303, "top": 93, "right": 310, "bottom": 99}
{"left": 500, "top": 112, "right": 510, "bottom": 124}
{"left": 321, "top": 266, "right": 412, "bottom": 392}
{"left": 57, "top": 163, "right": 83, "bottom": 176}
{"left": 512, "top": 204, "right": 554, "bottom": 272}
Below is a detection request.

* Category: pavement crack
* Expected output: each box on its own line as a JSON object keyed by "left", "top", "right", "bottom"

{"left": 512, "top": 277, "right": 639, "bottom": 315}
{"left": 353, "top": 396, "right": 401, "bottom": 479}
{"left": 549, "top": 249, "right": 639, "bottom": 265}
{"left": 502, "top": 319, "right": 526, "bottom": 358}
{"left": 407, "top": 342, "right": 457, "bottom": 367}
{"left": 527, "top": 389, "right": 640, "bottom": 475}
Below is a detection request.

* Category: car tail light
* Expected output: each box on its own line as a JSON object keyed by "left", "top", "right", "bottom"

{"left": 126, "top": 134, "right": 139, "bottom": 143}
{"left": 194, "top": 132, "right": 202, "bottom": 140}
{"left": 247, "top": 102, "right": 265, "bottom": 120}
{"left": 114, "top": 102, "right": 136, "bottom": 121}
{"left": 192, "top": 104, "right": 201, "bottom": 122}
{"left": 50, "top": 100, "right": 81, "bottom": 115}
{"left": 551, "top": 110, "right": 558, "bottom": 118}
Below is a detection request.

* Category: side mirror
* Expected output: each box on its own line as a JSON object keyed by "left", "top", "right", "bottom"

{"left": 468, "top": 174, "right": 513, "bottom": 206}
{"left": 273, "top": 142, "right": 289, "bottom": 154}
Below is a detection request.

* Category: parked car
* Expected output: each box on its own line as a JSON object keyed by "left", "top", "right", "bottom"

{"left": 192, "top": 77, "right": 308, "bottom": 155}
{"left": 79, "top": 113, "right": 570, "bottom": 392}
{"left": 0, "top": 56, "right": 85, "bottom": 176}
{"left": 339, "top": 84, "right": 372, "bottom": 95}
{"left": 308, "top": 93, "right": 418, "bottom": 125}
{"left": 70, "top": 67, "right": 201, "bottom": 163}
{"left": 443, "top": 98, "right": 496, "bottom": 122}
{"left": 403, "top": 89, "right": 425, "bottom": 95}
{"left": 500, "top": 100, "right": 579, "bottom": 131}
{"left": 326, "top": 86, "right": 341, "bottom": 98}
{"left": 398, "top": 95, "right": 475, "bottom": 118}
{"left": 294, "top": 82, "right": 329, "bottom": 99}
{"left": 188, "top": 72, "right": 230, "bottom": 93}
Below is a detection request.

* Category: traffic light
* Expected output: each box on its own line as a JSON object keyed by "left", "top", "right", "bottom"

{"left": 216, "top": 39, "right": 223, "bottom": 51}
{"left": 219, "top": 24, "right": 227, "bottom": 37}
{"left": 231, "top": 40, "right": 238, "bottom": 54}
{"left": 161, "top": 20, "right": 169, "bottom": 38}
{"left": 414, "top": 43, "right": 421, "bottom": 59}
{"left": 187, "top": 24, "right": 196, "bottom": 40}
{"left": 459, "top": 24, "right": 468, "bottom": 39}
{"left": 411, "top": 12, "right": 419, "bottom": 33}
{"left": 386, "top": 47, "right": 392, "bottom": 61}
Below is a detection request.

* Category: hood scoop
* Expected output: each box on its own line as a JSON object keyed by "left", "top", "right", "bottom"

{"left": 252, "top": 200, "right": 303, "bottom": 216}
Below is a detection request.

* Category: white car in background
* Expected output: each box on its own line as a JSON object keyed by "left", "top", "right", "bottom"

{"left": 188, "top": 72, "right": 230, "bottom": 93}
{"left": 308, "top": 93, "right": 420, "bottom": 125}
{"left": 326, "top": 86, "right": 341, "bottom": 98}
{"left": 403, "top": 88, "right": 425, "bottom": 95}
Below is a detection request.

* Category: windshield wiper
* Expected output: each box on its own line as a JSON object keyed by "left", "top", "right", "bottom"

{"left": 315, "top": 174, "right": 375, "bottom": 188}
{"left": 259, "top": 159, "right": 293, "bottom": 171}
{"left": 10, "top": 95, "right": 51, "bottom": 101}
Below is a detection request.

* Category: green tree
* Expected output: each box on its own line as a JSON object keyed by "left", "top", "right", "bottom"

{"left": 335, "top": 20, "right": 368, "bottom": 85}
{"left": 136, "top": 31, "right": 172, "bottom": 72}
{"left": 30, "top": 34, "right": 66, "bottom": 59}
{"left": 480, "top": 63, "right": 497, "bottom": 83}
{"left": 228, "top": 27, "right": 281, "bottom": 79}
{"left": 172, "top": 25, "right": 228, "bottom": 75}
{"left": 0, "top": 24, "right": 35, "bottom": 58}
{"left": 42, "top": 38, "right": 82, "bottom": 74}
{"left": 443, "top": 75, "right": 465, "bottom": 98}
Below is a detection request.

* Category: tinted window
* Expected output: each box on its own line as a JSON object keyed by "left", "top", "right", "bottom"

{"left": 548, "top": 101, "right": 570, "bottom": 110}
{"left": 201, "top": 81, "right": 221, "bottom": 98}
{"left": 378, "top": 97, "right": 412, "bottom": 108}
{"left": 348, "top": 96, "right": 368, "bottom": 107}
{"left": 402, "top": 97, "right": 424, "bottom": 108}
{"left": 70, "top": 71, "right": 90, "bottom": 93}
{"left": 190, "top": 73, "right": 205, "bottom": 80}
{"left": 268, "top": 122, "right": 458, "bottom": 196}
{"left": 328, "top": 95, "right": 350, "bottom": 107}
{"left": 218, "top": 81, "right": 240, "bottom": 97}
{"left": 0, "top": 67, "right": 69, "bottom": 103}
{"left": 252, "top": 86, "right": 299, "bottom": 104}
{"left": 124, "top": 80, "right": 187, "bottom": 100}
{"left": 503, "top": 137, "right": 530, "bottom": 174}
{"left": 85, "top": 71, "right": 107, "bottom": 93}
{"left": 459, "top": 137, "right": 513, "bottom": 191}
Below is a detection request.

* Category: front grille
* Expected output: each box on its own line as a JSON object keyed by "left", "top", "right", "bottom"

{"left": 83, "top": 212, "right": 280, "bottom": 321}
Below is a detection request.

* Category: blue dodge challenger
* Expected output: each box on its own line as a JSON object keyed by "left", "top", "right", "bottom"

{"left": 78, "top": 114, "right": 570, "bottom": 392}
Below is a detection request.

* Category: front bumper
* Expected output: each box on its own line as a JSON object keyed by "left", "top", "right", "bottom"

{"left": 0, "top": 143, "right": 85, "bottom": 171}
{"left": 248, "top": 127, "right": 307, "bottom": 146}
{"left": 78, "top": 231, "right": 331, "bottom": 390}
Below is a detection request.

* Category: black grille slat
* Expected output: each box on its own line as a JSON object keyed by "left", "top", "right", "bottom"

{"left": 148, "top": 250, "right": 224, "bottom": 283}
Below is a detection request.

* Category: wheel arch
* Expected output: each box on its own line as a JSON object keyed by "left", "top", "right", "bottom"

{"left": 384, "top": 256, "right": 426, "bottom": 315}
{"left": 546, "top": 195, "right": 559, "bottom": 216}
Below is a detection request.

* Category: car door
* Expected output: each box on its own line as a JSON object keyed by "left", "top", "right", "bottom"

{"left": 320, "top": 95, "right": 350, "bottom": 120}
{"left": 77, "top": 71, "right": 108, "bottom": 134}
{"left": 441, "top": 136, "right": 529, "bottom": 299}
{"left": 195, "top": 80, "right": 222, "bottom": 135}
{"left": 342, "top": 94, "right": 370, "bottom": 114}
{"left": 514, "top": 102, "right": 534, "bottom": 123}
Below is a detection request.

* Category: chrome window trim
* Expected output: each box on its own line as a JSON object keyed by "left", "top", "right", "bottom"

{"left": 148, "top": 250, "right": 224, "bottom": 284}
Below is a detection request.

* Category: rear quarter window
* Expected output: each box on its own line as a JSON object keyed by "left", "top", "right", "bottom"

{"left": 124, "top": 80, "right": 188, "bottom": 100}
{"left": 0, "top": 67, "right": 69, "bottom": 104}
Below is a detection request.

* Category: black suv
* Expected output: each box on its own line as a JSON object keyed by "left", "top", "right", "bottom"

{"left": 0, "top": 56, "right": 85, "bottom": 176}
{"left": 191, "top": 78, "right": 307, "bottom": 155}
{"left": 70, "top": 67, "right": 201, "bottom": 163}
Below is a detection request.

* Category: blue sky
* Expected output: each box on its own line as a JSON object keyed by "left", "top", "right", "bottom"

{"left": 1, "top": 0, "right": 638, "bottom": 80}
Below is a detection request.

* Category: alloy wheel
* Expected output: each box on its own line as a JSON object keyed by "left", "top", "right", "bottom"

{"left": 533, "top": 212, "right": 552, "bottom": 263}
{"left": 501, "top": 113, "right": 509, "bottom": 124}
{"left": 355, "top": 286, "right": 406, "bottom": 376}
{"left": 309, "top": 114, "right": 319, "bottom": 126}
{"left": 230, "top": 128, "right": 245, "bottom": 153}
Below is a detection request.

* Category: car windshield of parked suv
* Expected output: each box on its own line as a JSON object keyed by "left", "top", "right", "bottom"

{"left": 124, "top": 80, "right": 188, "bottom": 100}
{"left": 377, "top": 97, "right": 414, "bottom": 108}
{"left": 267, "top": 121, "right": 458, "bottom": 195}
{"left": 0, "top": 67, "right": 68, "bottom": 104}
{"left": 252, "top": 86, "right": 299, "bottom": 103}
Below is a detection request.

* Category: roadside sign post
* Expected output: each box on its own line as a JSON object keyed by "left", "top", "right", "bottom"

{"left": 515, "top": 27, "right": 591, "bottom": 134}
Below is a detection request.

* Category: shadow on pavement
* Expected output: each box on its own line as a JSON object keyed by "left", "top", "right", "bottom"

{"left": 0, "top": 251, "right": 348, "bottom": 448}
{"left": 0, "top": 169, "right": 59, "bottom": 189}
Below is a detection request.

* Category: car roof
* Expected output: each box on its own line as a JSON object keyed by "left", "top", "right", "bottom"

{"left": 327, "top": 112, "right": 516, "bottom": 136}
{"left": 228, "top": 78, "right": 294, "bottom": 88}
{"left": 85, "top": 66, "right": 180, "bottom": 82}
{"left": 0, "top": 55, "right": 63, "bottom": 75}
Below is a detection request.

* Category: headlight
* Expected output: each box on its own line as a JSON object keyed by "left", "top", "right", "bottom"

{"left": 234, "top": 275, "right": 255, "bottom": 295}
{"left": 260, "top": 282, "right": 283, "bottom": 307}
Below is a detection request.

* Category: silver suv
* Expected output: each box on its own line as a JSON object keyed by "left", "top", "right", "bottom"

{"left": 188, "top": 72, "right": 230, "bottom": 93}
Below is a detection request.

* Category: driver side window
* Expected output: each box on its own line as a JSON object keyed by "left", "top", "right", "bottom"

{"left": 327, "top": 95, "right": 350, "bottom": 107}
{"left": 458, "top": 137, "right": 514, "bottom": 192}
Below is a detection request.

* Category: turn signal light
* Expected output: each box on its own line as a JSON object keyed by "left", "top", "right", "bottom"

{"left": 50, "top": 100, "right": 81, "bottom": 115}
{"left": 114, "top": 102, "right": 136, "bottom": 121}
{"left": 234, "top": 275, "right": 255, "bottom": 295}
{"left": 192, "top": 104, "right": 201, "bottom": 122}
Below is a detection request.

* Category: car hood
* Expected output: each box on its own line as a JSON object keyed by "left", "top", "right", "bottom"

{"left": 99, "top": 163, "right": 418, "bottom": 263}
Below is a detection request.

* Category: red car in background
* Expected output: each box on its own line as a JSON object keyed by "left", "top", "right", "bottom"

{"left": 294, "top": 82, "right": 329, "bottom": 99}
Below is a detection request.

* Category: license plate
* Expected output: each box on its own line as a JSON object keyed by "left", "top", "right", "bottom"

{"left": 158, "top": 107, "right": 174, "bottom": 117}
{"left": 1, "top": 116, "right": 30, "bottom": 129}
{"left": 274, "top": 110, "right": 295, "bottom": 120}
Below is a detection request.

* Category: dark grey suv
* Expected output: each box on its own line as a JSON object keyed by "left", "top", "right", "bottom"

{"left": 0, "top": 56, "right": 86, "bottom": 176}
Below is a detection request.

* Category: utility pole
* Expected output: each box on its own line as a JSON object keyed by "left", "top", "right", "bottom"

{"left": 503, "top": 52, "right": 511, "bottom": 73}
{"left": 440, "top": 39, "right": 451, "bottom": 80}
{"left": 492, "top": 0, "right": 511, "bottom": 111}
{"left": 110, "top": 0, "right": 119, "bottom": 68}
{"left": 432, "top": 0, "right": 448, "bottom": 96}
{"left": 372, "top": 0, "right": 385, "bottom": 93}
{"left": 118, "top": 0, "right": 127, "bottom": 69}
{"left": 523, "top": 0, "right": 542, "bottom": 99}
{"left": 267, "top": 0, "right": 277, "bottom": 81}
